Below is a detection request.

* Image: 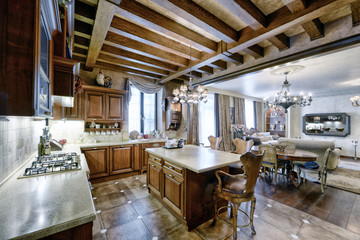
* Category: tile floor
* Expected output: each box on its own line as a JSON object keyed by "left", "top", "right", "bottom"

{"left": 91, "top": 174, "right": 360, "bottom": 240}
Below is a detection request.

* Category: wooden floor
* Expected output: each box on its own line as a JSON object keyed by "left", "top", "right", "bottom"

{"left": 255, "top": 173, "right": 360, "bottom": 234}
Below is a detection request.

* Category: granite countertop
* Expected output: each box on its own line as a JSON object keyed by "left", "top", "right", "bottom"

{"left": 79, "top": 139, "right": 166, "bottom": 148}
{"left": 0, "top": 144, "right": 95, "bottom": 240}
{"left": 146, "top": 145, "right": 241, "bottom": 173}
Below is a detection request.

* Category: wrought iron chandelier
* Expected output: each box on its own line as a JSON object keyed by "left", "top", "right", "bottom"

{"left": 350, "top": 96, "right": 360, "bottom": 107}
{"left": 264, "top": 65, "right": 312, "bottom": 113}
{"left": 172, "top": 47, "right": 208, "bottom": 104}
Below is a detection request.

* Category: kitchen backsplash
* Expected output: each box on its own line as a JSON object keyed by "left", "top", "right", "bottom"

{"left": 0, "top": 117, "right": 44, "bottom": 183}
{"left": 50, "top": 120, "right": 85, "bottom": 143}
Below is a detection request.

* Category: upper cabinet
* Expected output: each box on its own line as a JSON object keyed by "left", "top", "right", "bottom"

{"left": 0, "top": 0, "right": 61, "bottom": 117}
{"left": 83, "top": 85, "right": 126, "bottom": 121}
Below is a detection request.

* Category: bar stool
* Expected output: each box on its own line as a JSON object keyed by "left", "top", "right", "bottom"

{"left": 212, "top": 151, "right": 264, "bottom": 239}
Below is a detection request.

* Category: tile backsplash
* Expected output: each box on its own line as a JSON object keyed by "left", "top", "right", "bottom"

{"left": 0, "top": 117, "right": 44, "bottom": 183}
{"left": 49, "top": 120, "right": 85, "bottom": 143}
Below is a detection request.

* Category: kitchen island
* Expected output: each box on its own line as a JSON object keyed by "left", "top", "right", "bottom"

{"left": 146, "top": 145, "right": 241, "bottom": 230}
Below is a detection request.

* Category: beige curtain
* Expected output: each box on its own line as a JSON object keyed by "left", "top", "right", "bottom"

{"left": 192, "top": 104, "right": 199, "bottom": 145}
{"left": 234, "top": 97, "right": 246, "bottom": 125}
{"left": 218, "top": 94, "right": 232, "bottom": 152}
{"left": 254, "top": 101, "right": 264, "bottom": 131}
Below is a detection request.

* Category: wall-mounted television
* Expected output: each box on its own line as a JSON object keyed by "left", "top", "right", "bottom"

{"left": 302, "top": 113, "right": 350, "bottom": 137}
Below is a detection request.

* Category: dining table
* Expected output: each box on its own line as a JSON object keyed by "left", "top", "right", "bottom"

{"left": 252, "top": 145, "right": 318, "bottom": 187}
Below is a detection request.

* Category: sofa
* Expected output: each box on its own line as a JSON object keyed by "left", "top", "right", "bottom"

{"left": 246, "top": 132, "right": 279, "bottom": 146}
{"left": 277, "top": 138, "right": 341, "bottom": 170}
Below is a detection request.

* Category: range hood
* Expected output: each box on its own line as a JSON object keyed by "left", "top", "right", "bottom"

{"left": 52, "top": 56, "right": 79, "bottom": 107}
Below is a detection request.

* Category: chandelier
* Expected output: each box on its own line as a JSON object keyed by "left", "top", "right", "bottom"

{"left": 172, "top": 47, "right": 208, "bottom": 104}
{"left": 264, "top": 65, "right": 312, "bottom": 113}
{"left": 350, "top": 96, "right": 360, "bottom": 107}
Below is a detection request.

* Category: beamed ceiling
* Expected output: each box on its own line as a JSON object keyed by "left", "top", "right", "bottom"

{"left": 72, "top": 0, "right": 360, "bottom": 85}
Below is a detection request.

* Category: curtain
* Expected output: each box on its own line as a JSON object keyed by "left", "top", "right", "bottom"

{"left": 234, "top": 97, "right": 246, "bottom": 126}
{"left": 218, "top": 94, "right": 232, "bottom": 152}
{"left": 125, "top": 78, "right": 164, "bottom": 108}
{"left": 254, "top": 101, "right": 264, "bottom": 131}
{"left": 191, "top": 104, "right": 199, "bottom": 145}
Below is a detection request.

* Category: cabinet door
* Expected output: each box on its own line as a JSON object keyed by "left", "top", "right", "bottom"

{"left": 147, "top": 159, "right": 162, "bottom": 197}
{"left": 110, "top": 145, "right": 133, "bottom": 175}
{"left": 163, "top": 168, "right": 184, "bottom": 215}
{"left": 106, "top": 94, "right": 124, "bottom": 120}
{"left": 85, "top": 91, "right": 105, "bottom": 120}
{"left": 82, "top": 147, "right": 109, "bottom": 179}
{"left": 133, "top": 144, "right": 141, "bottom": 171}
{"left": 141, "top": 142, "right": 165, "bottom": 170}
{"left": 66, "top": 92, "right": 83, "bottom": 119}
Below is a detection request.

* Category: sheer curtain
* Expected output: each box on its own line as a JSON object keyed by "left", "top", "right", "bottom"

{"left": 199, "top": 93, "right": 215, "bottom": 146}
{"left": 254, "top": 101, "right": 264, "bottom": 131}
{"left": 234, "top": 97, "right": 246, "bottom": 125}
{"left": 217, "top": 94, "right": 232, "bottom": 151}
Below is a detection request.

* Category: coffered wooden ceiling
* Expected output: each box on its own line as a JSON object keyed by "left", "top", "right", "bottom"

{"left": 72, "top": 0, "right": 360, "bottom": 84}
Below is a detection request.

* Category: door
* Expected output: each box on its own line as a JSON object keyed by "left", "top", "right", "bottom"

{"left": 85, "top": 91, "right": 105, "bottom": 120}
{"left": 110, "top": 145, "right": 133, "bottom": 175}
{"left": 82, "top": 147, "right": 109, "bottom": 179}
{"left": 147, "top": 159, "right": 162, "bottom": 197}
{"left": 106, "top": 94, "right": 123, "bottom": 120}
{"left": 163, "top": 168, "right": 184, "bottom": 215}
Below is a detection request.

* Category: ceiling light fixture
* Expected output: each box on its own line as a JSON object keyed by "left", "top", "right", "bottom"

{"left": 172, "top": 46, "right": 208, "bottom": 104}
{"left": 350, "top": 96, "right": 360, "bottom": 107}
{"left": 264, "top": 65, "right": 312, "bottom": 113}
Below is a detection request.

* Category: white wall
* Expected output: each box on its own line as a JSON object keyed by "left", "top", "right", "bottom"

{"left": 289, "top": 93, "right": 360, "bottom": 157}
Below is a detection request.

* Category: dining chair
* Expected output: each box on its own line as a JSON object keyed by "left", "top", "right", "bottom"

{"left": 208, "top": 136, "right": 222, "bottom": 150}
{"left": 259, "top": 144, "right": 286, "bottom": 185}
{"left": 297, "top": 148, "right": 332, "bottom": 193}
{"left": 212, "top": 151, "right": 265, "bottom": 239}
{"left": 229, "top": 139, "right": 254, "bottom": 174}
{"left": 278, "top": 141, "right": 296, "bottom": 151}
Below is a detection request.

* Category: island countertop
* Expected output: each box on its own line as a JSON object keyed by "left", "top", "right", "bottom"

{"left": 0, "top": 144, "right": 96, "bottom": 240}
{"left": 146, "top": 145, "right": 241, "bottom": 173}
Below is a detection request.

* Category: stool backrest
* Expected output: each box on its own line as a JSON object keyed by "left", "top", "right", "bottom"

{"left": 208, "top": 136, "right": 222, "bottom": 150}
{"left": 241, "top": 151, "right": 264, "bottom": 193}
{"left": 258, "top": 144, "right": 277, "bottom": 164}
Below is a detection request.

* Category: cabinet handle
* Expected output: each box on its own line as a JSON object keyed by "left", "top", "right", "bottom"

{"left": 92, "top": 148, "right": 98, "bottom": 150}
{"left": 168, "top": 174, "right": 174, "bottom": 178}
{"left": 153, "top": 143, "right": 159, "bottom": 147}
{"left": 151, "top": 164, "right": 155, "bottom": 167}
{"left": 119, "top": 146, "right": 124, "bottom": 148}
{"left": 169, "top": 166, "right": 173, "bottom": 169}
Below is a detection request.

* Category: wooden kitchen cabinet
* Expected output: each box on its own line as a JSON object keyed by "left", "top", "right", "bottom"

{"left": 147, "top": 157, "right": 162, "bottom": 197}
{"left": 0, "top": 0, "right": 60, "bottom": 116}
{"left": 82, "top": 147, "right": 109, "bottom": 179}
{"left": 85, "top": 91, "right": 106, "bottom": 120}
{"left": 140, "top": 142, "right": 165, "bottom": 174}
{"left": 110, "top": 145, "right": 133, "bottom": 175}
{"left": 106, "top": 94, "right": 124, "bottom": 120}
{"left": 163, "top": 166, "right": 184, "bottom": 216}
{"left": 66, "top": 92, "right": 83, "bottom": 119}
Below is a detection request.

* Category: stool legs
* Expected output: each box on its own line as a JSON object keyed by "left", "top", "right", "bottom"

{"left": 232, "top": 202, "right": 240, "bottom": 240}
{"left": 250, "top": 198, "right": 256, "bottom": 235}
{"left": 212, "top": 193, "right": 218, "bottom": 225}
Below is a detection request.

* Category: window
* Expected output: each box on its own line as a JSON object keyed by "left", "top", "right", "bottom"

{"left": 128, "top": 85, "right": 157, "bottom": 133}
{"left": 199, "top": 93, "right": 215, "bottom": 146}
{"left": 245, "top": 99, "right": 255, "bottom": 129}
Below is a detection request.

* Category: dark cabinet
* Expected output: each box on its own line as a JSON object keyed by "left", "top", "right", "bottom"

{"left": 66, "top": 92, "right": 83, "bottom": 119}
{"left": 82, "top": 147, "right": 109, "bottom": 179}
{"left": 110, "top": 145, "right": 133, "bottom": 174}
{"left": 0, "top": 0, "right": 60, "bottom": 116}
{"left": 106, "top": 94, "right": 124, "bottom": 120}
{"left": 85, "top": 91, "right": 106, "bottom": 120}
{"left": 141, "top": 142, "right": 165, "bottom": 174}
{"left": 163, "top": 168, "right": 184, "bottom": 215}
{"left": 147, "top": 158, "right": 162, "bottom": 197}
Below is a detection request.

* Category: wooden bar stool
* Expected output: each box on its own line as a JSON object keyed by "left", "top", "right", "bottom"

{"left": 212, "top": 151, "right": 264, "bottom": 239}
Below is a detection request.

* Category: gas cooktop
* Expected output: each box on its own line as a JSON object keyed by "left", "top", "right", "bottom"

{"left": 19, "top": 152, "right": 81, "bottom": 178}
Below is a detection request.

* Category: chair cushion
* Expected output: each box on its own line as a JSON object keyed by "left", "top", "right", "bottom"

{"left": 221, "top": 176, "right": 247, "bottom": 194}
{"left": 304, "top": 161, "right": 319, "bottom": 169}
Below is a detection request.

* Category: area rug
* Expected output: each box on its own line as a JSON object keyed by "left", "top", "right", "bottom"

{"left": 300, "top": 160, "right": 360, "bottom": 194}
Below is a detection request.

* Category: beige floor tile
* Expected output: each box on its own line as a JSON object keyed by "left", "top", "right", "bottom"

{"left": 92, "top": 214, "right": 103, "bottom": 236}
{"left": 240, "top": 218, "right": 291, "bottom": 240}
{"left": 347, "top": 195, "right": 360, "bottom": 234}
{"left": 101, "top": 203, "right": 138, "bottom": 229}
{"left": 124, "top": 186, "right": 150, "bottom": 201}
{"left": 92, "top": 183, "right": 128, "bottom": 197}
{"left": 132, "top": 195, "right": 163, "bottom": 216}
{"left": 106, "top": 219, "right": 153, "bottom": 240}
{"left": 194, "top": 214, "right": 233, "bottom": 240}
{"left": 94, "top": 192, "right": 128, "bottom": 211}
{"left": 161, "top": 225, "right": 203, "bottom": 240}
{"left": 142, "top": 208, "right": 182, "bottom": 237}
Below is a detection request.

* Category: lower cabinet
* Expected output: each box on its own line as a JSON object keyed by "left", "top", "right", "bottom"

{"left": 82, "top": 147, "right": 109, "bottom": 179}
{"left": 148, "top": 159, "right": 162, "bottom": 197}
{"left": 163, "top": 168, "right": 184, "bottom": 215}
{"left": 141, "top": 142, "right": 165, "bottom": 173}
{"left": 110, "top": 145, "right": 133, "bottom": 175}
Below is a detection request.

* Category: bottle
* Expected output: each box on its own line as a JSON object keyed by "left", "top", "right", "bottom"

{"left": 38, "top": 136, "right": 44, "bottom": 157}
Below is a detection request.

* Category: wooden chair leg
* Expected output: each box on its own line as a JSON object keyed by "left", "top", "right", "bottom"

{"left": 297, "top": 166, "right": 301, "bottom": 184}
{"left": 232, "top": 202, "right": 240, "bottom": 240}
{"left": 282, "top": 168, "right": 285, "bottom": 182}
{"left": 274, "top": 167, "right": 278, "bottom": 185}
{"left": 212, "top": 193, "right": 218, "bottom": 225}
{"left": 250, "top": 198, "right": 256, "bottom": 235}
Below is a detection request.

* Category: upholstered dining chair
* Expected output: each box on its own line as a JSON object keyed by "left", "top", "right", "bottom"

{"left": 258, "top": 144, "right": 286, "bottom": 185}
{"left": 297, "top": 148, "right": 332, "bottom": 193}
{"left": 278, "top": 141, "right": 296, "bottom": 151}
{"left": 212, "top": 151, "right": 265, "bottom": 239}
{"left": 229, "top": 139, "right": 254, "bottom": 174}
{"left": 208, "top": 136, "right": 222, "bottom": 150}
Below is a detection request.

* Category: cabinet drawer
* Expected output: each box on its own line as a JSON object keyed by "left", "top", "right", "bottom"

{"left": 142, "top": 142, "right": 165, "bottom": 148}
{"left": 164, "top": 161, "right": 184, "bottom": 177}
{"left": 148, "top": 154, "right": 162, "bottom": 165}
{"left": 163, "top": 167, "right": 183, "bottom": 182}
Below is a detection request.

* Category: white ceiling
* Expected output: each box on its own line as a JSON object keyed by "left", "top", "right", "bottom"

{"left": 209, "top": 44, "right": 360, "bottom": 99}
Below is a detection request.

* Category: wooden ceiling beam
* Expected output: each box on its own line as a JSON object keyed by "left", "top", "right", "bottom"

{"left": 242, "top": 45, "right": 264, "bottom": 59}
{"left": 197, "top": 66, "right": 214, "bottom": 74}
{"left": 185, "top": 71, "right": 202, "bottom": 79}
{"left": 96, "top": 60, "right": 162, "bottom": 79}
{"left": 73, "top": 46, "right": 88, "bottom": 55}
{"left": 221, "top": 52, "right": 244, "bottom": 65}
{"left": 117, "top": 0, "right": 217, "bottom": 53}
{"left": 74, "top": 35, "right": 90, "bottom": 47}
{"left": 149, "top": 0, "right": 238, "bottom": 43}
{"left": 282, "top": 0, "right": 307, "bottom": 14}
{"left": 209, "top": 60, "right": 227, "bottom": 70}
{"left": 101, "top": 44, "right": 178, "bottom": 72}
{"left": 85, "top": 0, "right": 116, "bottom": 70}
{"left": 75, "top": 0, "right": 96, "bottom": 19}
{"left": 302, "top": 18, "right": 324, "bottom": 40}
{"left": 110, "top": 16, "right": 202, "bottom": 60}
{"left": 74, "top": 19, "right": 92, "bottom": 35}
{"left": 351, "top": 1, "right": 360, "bottom": 26}
{"left": 268, "top": 33, "right": 290, "bottom": 51}
{"left": 215, "top": 0, "right": 266, "bottom": 30}
{"left": 97, "top": 53, "right": 169, "bottom": 76}
{"left": 105, "top": 31, "right": 188, "bottom": 66}
{"left": 74, "top": 43, "right": 89, "bottom": 50}
{"left": 74, "top": 13, "right": 94, "bottom": 25}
